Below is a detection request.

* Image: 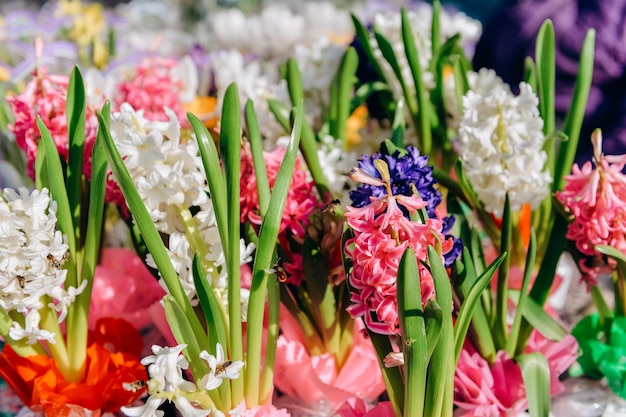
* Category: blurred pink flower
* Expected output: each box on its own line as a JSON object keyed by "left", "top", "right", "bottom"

{"left": 454, "top": 332, "right": 578, "bottom": 417}
{"left": 89, "top": 248, "right": 173, "bottom": 346}
{"left": 231, "top": 400, "right": 291, "bottom": 417}
{"left": 7, "top": 67, "right": 126, "bottom": 208}
{"left": 7, "top": 68, "right": 97, "bottom": 177}
{"left": 336, "top": 399, "right": 394, "bottom": 417}
{"left": 114, "top": 56, "right": 190, "bottom": 125}
{"left": 274, "top": 310, "right": 385, "bottom": 409}
{"left": 556, "top": 130, "right": 626, "bottom": 284}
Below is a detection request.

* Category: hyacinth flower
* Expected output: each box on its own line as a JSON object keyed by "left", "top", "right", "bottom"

{"left": 5, "top": 39, "right": 126, "bottom": 208}
{"left": 0, "top": 67, "right": 147, "bottom": 414}
{"left": 101, "top": 80, "right": 306, "bottom": 415}
{"left": 343, "top": 155, "right": 506, "bottom": 417}
{"left": 557, "top": 129, "right": 626, "bottom": 398}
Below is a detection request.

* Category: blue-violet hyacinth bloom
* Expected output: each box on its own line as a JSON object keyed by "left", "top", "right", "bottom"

{"left": 349, "top": 145, "right": 462, "bottom": 266}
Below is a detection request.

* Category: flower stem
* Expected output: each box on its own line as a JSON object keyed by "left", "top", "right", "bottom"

{"left": 39, "top": 300, "right": 75, "bottom": 381}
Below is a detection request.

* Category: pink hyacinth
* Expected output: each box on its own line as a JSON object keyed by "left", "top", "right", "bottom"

{"left": 344, "top": 163, "right": 454, "bottom": 335}
{"left": 556, "top": 130, "right": 626, "bottom": 284}
{"left": 454, "top": 331, "right": 579, "bottom": 417}
{"left": 7, "top": 67, "right": 98, "bottom": 177}
{"left": 240, "top": 144, "right": 317, "bottom": 285}
{"left": 114, "top": 56, "right": 189, "bottom": 125}
{"left": 7, "top": 67, "right": 126, "bottom": 208}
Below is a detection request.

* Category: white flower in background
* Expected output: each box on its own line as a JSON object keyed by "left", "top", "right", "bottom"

{"left": 316, "top": 135, "right": 359, "bottom": 199}
{"left": 9, "top": 309, "right": 56, "bottom": 345}
{"left": 210, "top": 8, "right": 252, "bottom": 52}
{"left": 210, "top": 49, "right": 288, "bottom": 145}
{"left": 294, "top": 37, "right": 347, "bottom": 126}
{"left": 300, "top": 2, "right": 354, "bottom": 46}
{"left": 370, "top": 5, "right": 481, "bottom": 102}
{"left": 0, "top": 188, "right": 68, "bottom": 314}
{"left": 199, "top": 343, "right": 244, "bottom": 391}
{"left": 458, "top": 68, "right": 551, "bottom": 217}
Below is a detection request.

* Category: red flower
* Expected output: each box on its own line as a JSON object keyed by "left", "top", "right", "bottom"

{"left": 0, "top": 318, "right": 147, "bottom": 416}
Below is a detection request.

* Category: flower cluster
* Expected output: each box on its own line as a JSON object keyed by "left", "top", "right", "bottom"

{"left": 557, "top": 130, "right": 626, "bottom": 282}
{"left": 0, "top": 188, "right": 86, "bottom": 344}
{"left": 110, "top": 103, "right": 254, "bottom": 309}
{"left": 122, "top": 343, "right": 244, "bottom": 417}
{"left": 344, "top": 160, "right": 454, "bottom": 335}
{"left": 349, "top": 145, "right": 461, "bottom": 266}
{"left": 7, "top": 66, "right": 98, "bottom": 178}
{"left": 458, "top": 68, "right": 551, "bottom": 217}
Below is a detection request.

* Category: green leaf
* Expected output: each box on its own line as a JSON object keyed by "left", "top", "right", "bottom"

{"left": 430, "top": 0, "right": 441, "bottom": 73}
{"left": 219, "top": 83, "right": 244, "bottom": 405}
{"left": 192, "top": 254, "right": 228, "bottom": 354}
{"left": 521, "top": 297, "right": 567, "bottom": 340}
{"left": 535, "top": 19, "right": 556, "bottom": 177}
{"left": 351, "top": 14, "right": 386, "bottom": 81}
{"left": 524, "top": 57, "right": 537, "bottom": 92}
{"left": 518, "top": 352, "right": 551, "bottom": 417}
{"left": 245, "top": 100, "right": 271, "bottom": 216}
{"left": 81, "top": 102, "right": 108, "bottom": 284}
{"left": 554, "top": 28, "right": 595, "bottom": 191}
{"left": 494, "top": 195, "right": 512, "bottom": 349}
{"left": 271, "top": 92, "right": 331, "bottom": 200}
{"left": 330, "top": 47, "right": 358, "bottom": 146}
{"left": 401, "top": 8, "right": 431, "bottom": 155}
{"left": 286, "top": 58, "right": 304, "bottom": 104}
{"left": 390, "top": 98, "right": 405, "bottom": 147}
{"left": 509, "top": 229, "right": 537, "bottom": 356}
{"left": 188, "top": 112, "right": 229, "bottom": 252}
{"left": 454, "top": 247, "right": 496, "bottom": 362}
{"left": 163, "top": 295, "right": 210, "bottom": 383}
{"left": 425, "top": 247, "right": 454, "bottom": 417}
{"left": 454, "top": 252, "right": 505, "bottom": 362}
{"left": 65, "top": 66, "right": 86, "bottom": 245}
{"left": 37, "top": 118, "right": 76, "bottom": 281}
{"left": 245, "top": 101, "right": 304, "bottom": 406}
{"left": 397, "top": 247, "right": 427, "bottom": 417}
{"left": 424, "top": 299, "right": 443, "bottom": 363}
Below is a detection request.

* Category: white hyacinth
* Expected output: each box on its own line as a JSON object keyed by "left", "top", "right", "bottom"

{"left": 0, "top": 188, "right": 67, "bottom": 312}
{"left": 122, "top": 344, "right": 210, "bottom": 417}
{"left": 0, "top": 187, "right": 87, "bottom": 344}
{"left": 458, "top": 68, "right": 551, "bottom": 217}
{"left": 111, "top": 104, "right": 255, "bottom": 319}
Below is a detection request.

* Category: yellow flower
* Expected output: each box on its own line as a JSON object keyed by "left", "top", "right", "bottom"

{"left": 57, "top": 0, "right": 106, "bottom": 48}
{"left": 346, "top": 105, "right": 369, "bottom": 149}
{"left": 183, "top": 96, "right": 219, "bottom": 128}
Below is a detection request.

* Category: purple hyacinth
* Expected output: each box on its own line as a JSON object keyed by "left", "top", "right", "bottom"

{"left": 349, "top": 145, "right": 462, "bottom": 266}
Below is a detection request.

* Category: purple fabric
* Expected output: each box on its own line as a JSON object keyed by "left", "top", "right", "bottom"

{"left": 473, "top": 0, "right": 626, "bottom": 164}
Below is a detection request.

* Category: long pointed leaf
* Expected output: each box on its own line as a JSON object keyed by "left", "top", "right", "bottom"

{"left": 398, "top": 247, "right": 427, "bottom": 417}
{"left": 245, "top": 102, "right": 304, "bottom": 406}
{"left": 66, "top": 66, "right": 86, "bottom": 245}
{"left": 454, "top": 252, "right": 506, "bottom": 362}
{"left": 188, "top": 112, "right": 229, "bottom": 251}
{"left": 518, "top": 352, "right": 551, "bottom": 417}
